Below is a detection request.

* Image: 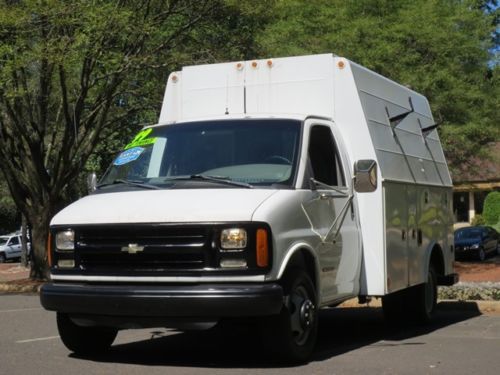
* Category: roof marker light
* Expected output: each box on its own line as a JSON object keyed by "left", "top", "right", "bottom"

{"left": 337, "top": 61, "right": 345, "bottom": 69}
{"left": 171, "top": 74, "right": 178, "bottom": 83}
{"left": 236, "top": 62, "right": 244, "bottom": 70}
{"left": 251, "top": 61, "right": 258, "bottom": 69}
{"left": 267, "top": 59, "right": 273, "bottom": 68}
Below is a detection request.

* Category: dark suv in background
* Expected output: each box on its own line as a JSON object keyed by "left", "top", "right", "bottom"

{"left": 454, "top": 226, "right": 499, "bottom": 261}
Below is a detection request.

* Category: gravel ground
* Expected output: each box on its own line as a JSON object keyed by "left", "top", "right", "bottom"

{"left": 439, "top": 281, "right": 500, "bottom": 301}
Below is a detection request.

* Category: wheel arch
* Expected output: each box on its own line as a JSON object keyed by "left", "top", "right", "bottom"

{"left": 424, "top": 242, "right": 445, "bottom": 279}
{"left": 277, "top": 244, "right": 319, "bottom": 297}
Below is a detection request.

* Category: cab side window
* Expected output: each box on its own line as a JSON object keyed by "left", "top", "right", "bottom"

{"left": 308, "top": 125, "right": 345, "bottom": 186}
{"left": 9, "top": 237, "right": 19, "bottom": 246}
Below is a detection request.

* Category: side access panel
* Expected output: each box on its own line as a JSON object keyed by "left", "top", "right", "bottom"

{"left": 387, "top": 183, "right": 453, "bottom": 291}
{"left": 384, "top": 182, "right": 409, "bottom": 293}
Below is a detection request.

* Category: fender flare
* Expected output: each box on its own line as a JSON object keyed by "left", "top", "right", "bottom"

{"left": 423, "top": 241, "right": 444, "bottom": 279}
{"left": 277, "top": 242, "right": 320, "bottom": 293}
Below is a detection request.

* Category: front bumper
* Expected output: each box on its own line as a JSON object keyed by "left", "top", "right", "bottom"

{"left": 40, "top": 282, "right": 284, "bottom": 318}
{"left": 454, "top": 250, "right": 480, "bottom": 260}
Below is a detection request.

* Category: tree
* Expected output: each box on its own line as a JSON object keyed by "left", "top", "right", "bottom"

{"left": 256, "top": 0, "right": 499, "bottom": 174}
{"left": 0, "top": 0, "right": 229, "bottom": 279}
{"left": 483, "top": 191, "right": 500, "bottom": 226}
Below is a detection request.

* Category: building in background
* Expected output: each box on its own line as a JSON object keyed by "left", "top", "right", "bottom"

{"left": 452, "top": 142, "right": 500, "bottom": 224}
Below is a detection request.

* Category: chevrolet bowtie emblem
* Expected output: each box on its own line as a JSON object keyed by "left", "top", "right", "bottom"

{"left": 121, "top": 243, "right": 145, "bottom": 254}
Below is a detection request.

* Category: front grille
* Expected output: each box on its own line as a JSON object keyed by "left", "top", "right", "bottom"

{"left": 75, "top": 225, "right": 213, "bottom": 274}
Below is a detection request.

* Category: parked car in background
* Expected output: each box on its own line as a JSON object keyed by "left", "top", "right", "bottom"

{"left": 0, "top": 232, "right": 30, "bottom": 263}
{"left": 0, "top": 234, "right": 22, "bottom": 263}
{"left": 454, "top": 226, "right": 499, "bottom": 261}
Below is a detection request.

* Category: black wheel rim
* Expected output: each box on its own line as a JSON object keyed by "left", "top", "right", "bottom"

{"left": 288, "top": 284, "right": 315, "bottom": 346}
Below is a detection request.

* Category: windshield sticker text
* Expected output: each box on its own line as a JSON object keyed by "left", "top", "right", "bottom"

{"left": 125, "top": 128, "right": 157, "bottom": 149}
{"left": 113, "top": 147, "right": 144, "bottom": 166}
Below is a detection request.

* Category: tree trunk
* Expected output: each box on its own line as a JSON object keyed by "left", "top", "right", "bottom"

{"left": 20, "top": 216, "right": 29, "bottom": 268}
{"left": 29, "top": 211, "right": 51, "bottom": 280}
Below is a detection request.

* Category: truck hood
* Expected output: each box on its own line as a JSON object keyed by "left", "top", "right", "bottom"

{"left": 51, "top": 189, "right": 278, "bottom": 226}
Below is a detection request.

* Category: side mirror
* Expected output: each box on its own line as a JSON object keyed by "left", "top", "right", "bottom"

{"left": 354, "top": 160, "right": 377, "bottom": 192}
{"left": 87, "top": 172, "right": 97, "bottom": 193}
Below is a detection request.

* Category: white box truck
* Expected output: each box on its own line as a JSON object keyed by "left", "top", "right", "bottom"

{"left": 41, "top": 54, "right": 458, "bottom": 362}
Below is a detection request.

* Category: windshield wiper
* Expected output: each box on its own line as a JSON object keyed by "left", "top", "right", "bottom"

{"left": 164, "top": 175, "right": 253, "bottom": 189}
{"left": 96, "top": 179, "right": 161, "bottom": 190}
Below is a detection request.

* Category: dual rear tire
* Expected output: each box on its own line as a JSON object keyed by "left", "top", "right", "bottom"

{"left": 382, "top": 266, "right": 437, "bottom": 323}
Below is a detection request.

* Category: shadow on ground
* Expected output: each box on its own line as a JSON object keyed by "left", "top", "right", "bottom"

{"left": 70, "top": 301, "right": 481, "bottom": 368}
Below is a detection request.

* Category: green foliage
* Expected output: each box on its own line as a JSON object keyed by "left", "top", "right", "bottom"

{"left": 483, "top": 191, "right": 500, "bottom": 225}
{"left": 256, "top": 0, "right": 499, "bottom": 173}
{"left": 471, "top": 214, "right": 486, "bottom": 226}
{"left": 0, "top": 179, "right": 19, "bottom": 234}
{"left": 0, "top": 0, "right": 271, "bottom": 278}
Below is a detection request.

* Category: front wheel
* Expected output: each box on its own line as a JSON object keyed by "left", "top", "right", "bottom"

{"left": 0, "top": 253, "right": 6, "bottom": 263}
{"left": 478, "top": 248, "right": 486, "bottom": 262}
{"left": 57, "top": 313, "right": 117, "bottom": 355}
{"left": 260, "top": 268, "right": 318, "bottom": 363}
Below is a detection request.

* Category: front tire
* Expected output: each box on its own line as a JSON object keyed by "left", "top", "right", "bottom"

{"left": 478, "top": 248, "right": 486, "bottom": 262}
{"left": 57, "top": 313, "right": 117, "bottom": 355}
{"left": 261, "top": 268, "right": 318, "bottom": 363}
{"left": 0, "top": 253, "right": 6, "bottom": 263}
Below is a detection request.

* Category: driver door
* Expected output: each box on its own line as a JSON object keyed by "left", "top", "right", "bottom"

{"left": 301, "top": 120, "right": 361, "bottom": 303}
{"left": 7, "top": 236, "right": 22, "bottom": 259}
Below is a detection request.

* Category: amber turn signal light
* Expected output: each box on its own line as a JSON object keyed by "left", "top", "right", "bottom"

{"left": 256, "top": 229, "right": 269, "bottom": 267}
{"left": 47, "top": 232, "right": 52, "bottom": 267}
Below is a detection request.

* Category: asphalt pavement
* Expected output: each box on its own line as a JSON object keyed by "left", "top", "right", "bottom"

{"left": 1, "top": 294, "right": 499, "bottom": 374}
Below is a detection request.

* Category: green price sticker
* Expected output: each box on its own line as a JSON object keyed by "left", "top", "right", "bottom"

{"left": 125, "top": 128, "right": 157, "bottom": 150}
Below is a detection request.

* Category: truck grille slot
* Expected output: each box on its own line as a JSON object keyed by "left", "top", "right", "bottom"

{"left": 75, "top": 226, "right": 212, "bottom": 273}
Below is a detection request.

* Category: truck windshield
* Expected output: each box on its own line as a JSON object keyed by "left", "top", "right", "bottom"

{"left": 100, "top": 119, "right": 301, "bottom": 189}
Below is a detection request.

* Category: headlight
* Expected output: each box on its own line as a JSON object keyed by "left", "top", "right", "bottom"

{"left": 220, "top": 228, "right": 247, "bottom": 250}
{"left": 471, "top": 244, "right": 480, "bottom": 249}
{"left": 55, "top": 230, "right": 75, "bottom": 251}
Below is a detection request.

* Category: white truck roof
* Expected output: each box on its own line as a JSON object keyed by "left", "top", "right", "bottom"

{"left": 159, "top": 53, "right": 451, "bottom": 187}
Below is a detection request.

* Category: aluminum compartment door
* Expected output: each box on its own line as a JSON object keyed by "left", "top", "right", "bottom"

{"left": 407, "top": 185, "right": 423, "bottom": 286}
{"left": 384, "top": 182, "right": 409, "bottom": 292}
